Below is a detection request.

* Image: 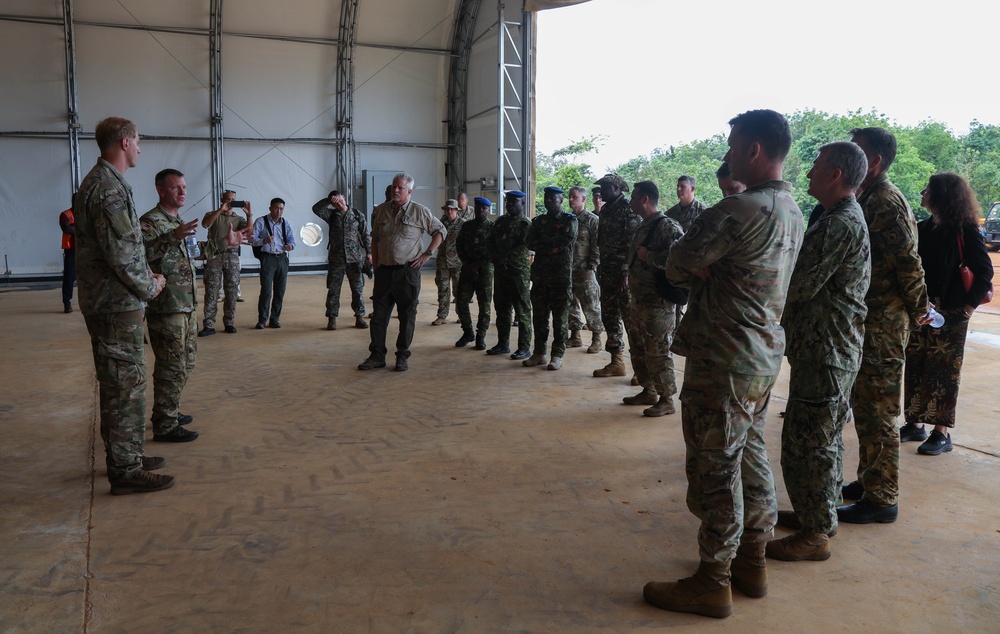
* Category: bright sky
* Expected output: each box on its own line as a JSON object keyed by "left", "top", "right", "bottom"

{"left": 535, "top": 0, "right": 1000, "bottom": 171}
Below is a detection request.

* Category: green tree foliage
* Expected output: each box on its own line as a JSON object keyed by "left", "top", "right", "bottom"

{"left": 537, "top": 110, "right": 997, "bottom": 224}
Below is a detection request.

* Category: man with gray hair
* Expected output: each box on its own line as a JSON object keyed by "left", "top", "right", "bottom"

{"left": 359, "top": 173, "right": 446, "bottom": 372}
{"left": 665, "top": 175, "right": 706, "bottom": 232}
{"left": 769, "top": 142, "right": 871, "bottom": 562}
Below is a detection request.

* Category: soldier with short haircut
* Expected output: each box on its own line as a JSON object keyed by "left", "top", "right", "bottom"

{"left": 486, "top": 190, "right": 533, "bottom": 360}
{"left": 838, "top": 127, "right": 929, "bottom": 525}
{"left": 593, "top": 173, "right": 641, "bottom": 378}
{"left": 566, "top": 186, "right": 604, "bottom": 354}
{"left": 454, "top": 197, "right": 495, "bottom": 351}
{"left": 312, "top": 189, "right": 372, "bottom": 331}
{"left": 769, "top": 142, "right": 871, "bottom": 562}
{"left": 715, "top": 162, "right": 746, "bottom": 198}
{"left": 75, "top": 116, "right": 171, "bottom": 495}
{"left": 644, "top": 109, "right": 804, "bottom": 618}
{"left": 591, "top": 187, "right": 604, "bottom": 215}
{"left": 523, "top": 186, "right": 577, "bottom": 370}
{"left": 623, "top": 181, "right": 684, "bottom": 417}
{"left": 664, "top": 175, "right": 707, "bottom": 232}
{"left": 199, "top": 189, "right": 251, "bottom": 336}
{"left": 432, "top": 199, "right": 464, "bottom": 326}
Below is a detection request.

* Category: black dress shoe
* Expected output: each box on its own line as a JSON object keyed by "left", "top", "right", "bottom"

{"left": 358, "top": 357, "right": 386, "bottom": 371}
{"left": 486, "top": 344, "right": 510, "bottom": 356}
{"left": 176, "top": 412, "right": 193, "bottom": 425}
{"left": 198, "top": 327, "right": 216, "bottom": 337}
{"left": 917, "top": 430, "right": 953, "bottom": 455}
{"left": 224, "top": 325, "right": 237, "bottom": 334}
{"left": 153, "top": 426, "right": 200, "bottom": 443}
{"left": 842, "top": 480, "right": 864, "bottom": 501}
{"left": 837, "top": 498, "right": 898, "bottom": 524}
{"left": 510, "top": 348, "right": 530, "bottom": 360}
{"left": 255, "top": 322, "right": 265, "bottom": 330}
{"left": 267, "top": 321, "right": 281, "bottom": 328}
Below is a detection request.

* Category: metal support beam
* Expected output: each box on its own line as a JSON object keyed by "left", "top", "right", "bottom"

{"left": 62, "top": 0, "right": 81, "bottom": 192}
{"left": 335, "top": 0, "right": 360, "bottom": 196}
{"left": 209, "top": 0, "right": 225, "bottom": 202}
{"left": 497, "top": 3, "right": 531, "bottom": 195}
{"left": 446, "top": 0, "right": 484, "bottom": 196}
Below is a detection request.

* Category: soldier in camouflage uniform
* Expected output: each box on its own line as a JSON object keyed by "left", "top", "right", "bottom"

{"left": 644, "top": 110, "right": 804, "bottom": 619}
{"left": 566, "top": 186, "right": 604, "bottom": 354}
{"left": 768, "top": 142, "right": 872, "bottom": 562}
{"left": 624, "top": 181, "right": 684, "bottom": 417}
{"left": 433, "top": 199, "right": 464, "bottom": 326}
{"left": 140, "top": 169, "right": 203, "bottom": 444}
{"left": 839, "top": 128, "right": 928, "bottom": 525}
{"left": 593, "top": 174, "right": 641, "bottom": 377}
{"left": 523, "top": 187, "right": 578, "bottom": 370}
{"left": 457, "top": 192, "right": 474, "bottom": 222}
{"left": 454, "top": 197, "right": 495, "bottom": 350}
{"left": 591, "top": 187, "right": 604, "bottom": 215}
{"left": 716, "top": 162, "right": 746, "bottom": 198}
{"left": 199, "top": 189, "right": 251, "bottom": 336}
{"left": 75, "top": 117, "right": 172, "bottom": 495}
{"left": 664, "top": 175, "right": 707, "bottom": 232}
{"left": 312, "top": 190, "right": 372, "bottom": 331}
{"left": 487, "top": 190, "right": 533, "bottom": 360}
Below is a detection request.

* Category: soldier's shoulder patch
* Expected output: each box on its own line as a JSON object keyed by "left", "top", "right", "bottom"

{"left": 627, "top": 215, "right": 640, "bottom": 230}
{"left": 141, "top": 220, "right": 153, "bottom": 232}
{"left": 878, "top": 218, "right": 911, "bottom": 250}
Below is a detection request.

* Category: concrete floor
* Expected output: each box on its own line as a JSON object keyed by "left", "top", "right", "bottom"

{"left": 2, "top": 269, "right": 999, "bottom": 633}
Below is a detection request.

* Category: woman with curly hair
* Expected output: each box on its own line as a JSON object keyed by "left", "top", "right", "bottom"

{"left": 901, "top": 173, "right": 994, "bottom": 455}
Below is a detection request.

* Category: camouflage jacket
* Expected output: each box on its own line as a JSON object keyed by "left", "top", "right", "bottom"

{"left": 312, "top": 199, "right": 371, "bottom": 266}
{"left": 572, "top": 210, "right": 600, "bottom": 273}
{"left": 140, "top": 204, "right": 198, "bottom": 314}
{"left": 438, "top": 214, "right": 465, "bottom": 269}
{"left": 205, "top": 211, "right": 248, "bottom": 260}
{"left": 665, "top": 199, "right": 707, "bottom": 232}
{"left": 74, "top": 159, "right": 158, "bottom": 315}
{"left": 627, "top": 212, "right": 684, "bottom": 301}
{"left": 667, "top": 180, "right": 804, "bottom": 374}
{"left": 527, "top": 211, "right": 578, "bottom": 286}
{"left": 597, "top": 194, "right": 641, "bottom": 275}
{"left": 488, "top": 213, "right": 531, "bottom": 275}
{"left": 782, "top": 195, "right": 871, "bottom": 370}
{"left": 456, "top": 217, "right": 494, "bottom": 269}
{"left": 856, "top": 173, "right": 928, "bottom": 329}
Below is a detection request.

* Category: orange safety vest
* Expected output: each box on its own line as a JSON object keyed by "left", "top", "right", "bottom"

{"left": 61, "top": 209, "right": 75, "bottom": 249}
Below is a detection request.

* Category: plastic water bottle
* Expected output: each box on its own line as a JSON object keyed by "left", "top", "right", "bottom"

{"left": 184, "top": 235, "right": 201, "bottom": 259}
{"left": 925, "top": 308, "right": 945, "bottom": 328}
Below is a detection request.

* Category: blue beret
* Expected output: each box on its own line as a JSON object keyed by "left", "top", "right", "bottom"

{"left": 474, "top": 196, "right": 493, "bottom": 207}
{"left": 505, "top": 190, "right": 526, "bottom": 198}
{"left": 544, "top": 186, "right": 564, "bottom": 194}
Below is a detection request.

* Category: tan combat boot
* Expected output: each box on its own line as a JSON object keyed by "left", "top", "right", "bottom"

{"left": 643, "top": 560, "right": 733, "bottom": 619}
{"left": 546, "top": 356, "right": 563, "bottom": 370}
{"left": 730, "top": 542, "right": 767, "bottom": 598}
{"left": 643, "top": 396, "right": 676, "bottom": 417}
{"left": 623, "top": 388, "right": 658, "bottom": 406}
{"left": 593, "top": 351, "right": 626, "bottom": 377}
{"left": 587, "top": 332, "right": 602, "bottom": 354}
{"left": 765, "top": 531, "right": 831, "bottom": 561}
{"left": 522, "top": 353, "right": 549, "bottom": 367}
{"left": 567, "top": 330, "right": 583, "bottom": 348}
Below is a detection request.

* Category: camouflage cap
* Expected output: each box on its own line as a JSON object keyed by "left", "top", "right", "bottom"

{"left": 594, "top": 173, "right": 629, "bottom": 192}
{"left": 591, "top": 187, "right": 602, "bottom": 196}
{"left": 441, "top": 198, "right": 459, "bottom": 210}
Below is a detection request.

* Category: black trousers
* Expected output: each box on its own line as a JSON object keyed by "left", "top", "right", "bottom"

{"left": 257, "top": 253, "right": 289, "bottom": 324}
{"left": 62, "top": 248, "right": 76, "bottom": 306}
{"left": 368, "top": 264, "right": 420, "bottom": 362}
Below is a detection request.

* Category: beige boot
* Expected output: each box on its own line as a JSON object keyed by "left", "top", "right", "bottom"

{"left": 623, "top": 388, "right": 658, "bottom": 406}
{"left": 522, "top": 353, "right": 549, "bottom": 367}
{"left": 567, "top": 330, "right": 583, "bottom": 348}
{"left": 766, "top": 531, "right": 831, "bottom": 562}
{"left": 643, "top": 560, "right": 733, "bottom": 619}
{"left": 546, "top": 356, "right": 563, "bottom": 371}
{"left": 593, "top": 351, "right": 626, "bottom": 377}
{"left": 731, "top": 542, "right": 767, "bottom": 598}
{"left": 587, "top": 332, "right": 602, "bottom": 354}
{"left": 643, "top": 396, "right": 676, "bottom": 417}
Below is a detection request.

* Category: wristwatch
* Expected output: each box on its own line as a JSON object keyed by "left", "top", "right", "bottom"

{"left": 423, "top": 249, "right": 433, "bottom": 257}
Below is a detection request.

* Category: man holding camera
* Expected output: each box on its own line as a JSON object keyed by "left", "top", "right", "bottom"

{"left": 312, "top": 190, "right": 372, "bottom": 330}
{"left": 199, "top": 190, "right": 251, "bottom": 336}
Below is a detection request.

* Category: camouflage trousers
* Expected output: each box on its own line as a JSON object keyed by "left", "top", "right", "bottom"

{"left": 628, "top": 295, "right": 676, "bottom": 397}
{"left": 569, "top": 268, "right": 604, "bottom": 332}
{"left": 597, "top": 267, "right": 631, "bottom": 353}
{"left": 146, "top": 311, "right": 197, "bottom": 435}
{"left": 849, "top": 326, "right": 908, "bottom": 506}
{"left": 456, "top": 264, "right": 493, "bottom": 337}
{"left": 781, "top": 360, "right": 857, "bottom": 535}
{"left": 435, "top": 265, "right": 460, "bottom": 319}
{"left": 531, "top": 282, "right": 573, "bottom": 357}
{"left": 493, "top": 270, "right": 532, "bottom": 351}
{"left": 326, "top": 262, "right": 366, "bottom": 318}
{"left": 203, "top": 250, "right": 241, "bottom": 329}
{"left": 680, "top": 357, "right": 778, "bottom": 563}
{"left": 84, "top": 309, "right": 147, "bottom": 481}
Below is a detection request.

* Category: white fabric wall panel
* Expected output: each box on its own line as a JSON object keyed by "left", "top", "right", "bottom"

{"left": 353, "top": 50, "right": 446, "bottom": 144}
{"left": 356, "top": 0, "right": 453, "bottom": 49}
{"left": 221, "top": 0, "right": 340, "bottom": 40}
{"left": 0, "top": 21, "right": 68, "bottom": 130}
{"left": 74, "top": 0, "right": 209, "bottom": 28}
